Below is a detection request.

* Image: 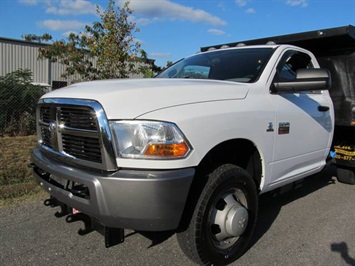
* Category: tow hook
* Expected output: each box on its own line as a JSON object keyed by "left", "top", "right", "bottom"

{"left": 66, "top": 212, "right": 94, "bottom": 235}
{"left": 65, "top": 212, "right": 125, "bottom": 247}
{"left": 43, "top": 197, "right": 125, "bottom": 248}
{"left": 44, "top": 196, "right": 70, "bottom": 217}
{"left": 70, "top": 184, "right": 90, "bottom": 199}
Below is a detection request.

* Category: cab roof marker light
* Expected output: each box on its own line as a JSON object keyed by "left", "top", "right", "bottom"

{"left": 266, "top": 41, "right": 276, "bottom": 45}
{"left": 221, "top": 45, "right": 230, "bottom": 49}
{"left": 208, "top": 47, "right": 217, "bottom": 51}
{"left": 236, "top": 43, "right": 246, "bottom": 47}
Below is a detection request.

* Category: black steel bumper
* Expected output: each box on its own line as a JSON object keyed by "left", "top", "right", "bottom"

{"left": 31, "top": 147, "right": 195, "bottom": 231}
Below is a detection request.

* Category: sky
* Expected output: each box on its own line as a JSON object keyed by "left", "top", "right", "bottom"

{"left": 0, "top": 0, "right": 355, "bottom": 67}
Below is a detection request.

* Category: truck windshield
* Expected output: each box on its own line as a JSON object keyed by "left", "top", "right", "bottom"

{"left": 156, "top": 48, "right": 274, "bottom": 83}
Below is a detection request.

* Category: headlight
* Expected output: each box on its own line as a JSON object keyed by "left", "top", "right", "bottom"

{"left": 110, "top": 121, "right": 192, "bottom": 159}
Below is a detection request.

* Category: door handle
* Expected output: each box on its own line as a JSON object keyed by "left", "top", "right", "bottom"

{"left": 318, "top": 105, "right": 330, "bottom": 112}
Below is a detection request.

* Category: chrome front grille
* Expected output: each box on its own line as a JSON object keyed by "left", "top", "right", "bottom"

{"left": 37, "top": 98, "right": 117, "bottom": 171}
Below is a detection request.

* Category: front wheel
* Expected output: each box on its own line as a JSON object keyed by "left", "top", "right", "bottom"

{"left": 177, "top": 164, "right": 258, "bottom": 265}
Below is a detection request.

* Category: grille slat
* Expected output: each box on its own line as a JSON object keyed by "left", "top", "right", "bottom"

{"left": 62, "top": 134, "right": 102, "bottom": 163}
{"left": 40, "top": 106, "right": 51, "bottom": 123}
{"left": 60, "top": 107, "right": 98, "bottom": 130}
{"left": 41, "top": 128, "right": 52, "bottom": 148}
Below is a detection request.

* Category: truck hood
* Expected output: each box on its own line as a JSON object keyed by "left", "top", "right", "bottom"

{"left": 43, "top": 79, "right": 249, "bottom": 119}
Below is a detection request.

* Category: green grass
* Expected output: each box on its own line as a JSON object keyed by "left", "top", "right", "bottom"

{"left": 0, "top": 135, "right": 47, "bottom": 206}
{"left": 0, "top": 184, "right": 48, "bottom": 207}
{"left": 0, "top": 135, "right": 37, "bottom": 185}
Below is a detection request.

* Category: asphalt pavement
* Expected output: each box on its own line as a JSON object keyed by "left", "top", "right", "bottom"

{"left": 1, "top": 167, "right": 354, "bottom": 266}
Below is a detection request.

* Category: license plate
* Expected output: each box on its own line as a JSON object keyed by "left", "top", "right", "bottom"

{"left": 50, "top": 174, "right": 67, "bottom": 188}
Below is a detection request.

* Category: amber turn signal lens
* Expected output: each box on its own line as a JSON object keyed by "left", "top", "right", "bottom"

{"left": 144, "top": 143, "right": 189, "bottom": 158}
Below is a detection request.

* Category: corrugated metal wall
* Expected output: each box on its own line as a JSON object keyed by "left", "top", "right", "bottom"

{"left": 50, "top": 61, "right": 71, "bottom": 83}
{"left": 0, "top": 38, "right": 50, "bottom": 85}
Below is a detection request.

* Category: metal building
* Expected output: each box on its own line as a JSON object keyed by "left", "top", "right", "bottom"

{"left": 0, "top": 37, "right": 152, "bottom": 89}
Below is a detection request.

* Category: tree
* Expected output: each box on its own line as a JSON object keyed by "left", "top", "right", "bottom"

{"left": 138, "top": 50, "right": 161, "bottom": 78}
{"left": 0, "top": 69, "right": 46, "bottom": 136}
{"left": 166, "top": 61, "right": 174, "bottom": 68}
{"left": 24, "top": 0, "right": 148, "bottom": 80}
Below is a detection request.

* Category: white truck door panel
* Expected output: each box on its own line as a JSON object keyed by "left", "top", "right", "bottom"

{"left": 270, "top": 92, "right": 333, "bottom": 184}
{"left": 269, "top": 50, "right": 333, "bottom": 186}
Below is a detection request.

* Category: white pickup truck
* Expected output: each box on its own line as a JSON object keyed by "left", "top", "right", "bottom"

{"left": 31, "top": 44, "right": 333, "bottom": 265}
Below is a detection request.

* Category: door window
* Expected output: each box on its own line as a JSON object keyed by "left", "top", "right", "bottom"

{"left": 275, "top": 50, "right": 313, "bottom": 81}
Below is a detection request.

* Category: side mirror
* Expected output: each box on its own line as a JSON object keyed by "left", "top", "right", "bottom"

{"left": 271, "top": 68, "right": 331, "bottom": 93}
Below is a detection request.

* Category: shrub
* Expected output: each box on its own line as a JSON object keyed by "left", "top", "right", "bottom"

{"left": 0, "top": 69, "right": 46, "bottom": 136}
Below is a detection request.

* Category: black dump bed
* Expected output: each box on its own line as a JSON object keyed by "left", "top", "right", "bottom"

{"left": 202, "top": 25, "right": 355, "bottom": 127}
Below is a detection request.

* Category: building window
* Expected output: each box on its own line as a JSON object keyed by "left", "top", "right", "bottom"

{"left": 52, "top": 81, "right": 68, "bottom": 90}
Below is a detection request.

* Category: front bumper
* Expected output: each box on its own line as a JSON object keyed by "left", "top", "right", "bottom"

{"left": 32, "top": 147, "right": 195, "bottom": 231}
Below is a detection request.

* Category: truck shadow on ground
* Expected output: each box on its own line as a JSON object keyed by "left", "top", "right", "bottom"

{"left": 331, "top": 242, "right": 355, "bottom": 266}
{"left": 250, "top": 162, "right": 337, "bottom": 248}
{"left": 130, "top": 162, "right": 341, "bottom": 251}
{"left": 126, "top": 230, "right": 175, "bottom": 248}
{"left": 247, "top": 161, "right": 355, "bottom": 265}
{"left": 63, "top": 161, "right": 351, "bottom": 261}
{"left": 42, "top": 161, "right": 353, "bottom": 264}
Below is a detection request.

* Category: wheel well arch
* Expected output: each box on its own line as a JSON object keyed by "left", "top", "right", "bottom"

{"left": 196, "top": 139, "right": 263, "bottom": 192}
{"left": 178, "top": 139, "right": 263, "bottom": 231}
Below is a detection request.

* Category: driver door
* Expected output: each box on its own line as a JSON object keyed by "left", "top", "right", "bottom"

{"left": 268, "top": 49, "right": 334, "bottom": 186}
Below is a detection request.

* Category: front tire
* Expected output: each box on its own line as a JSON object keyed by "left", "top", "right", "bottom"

{"left": 177, "top": 164, "right": 258, "bottom": 265}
